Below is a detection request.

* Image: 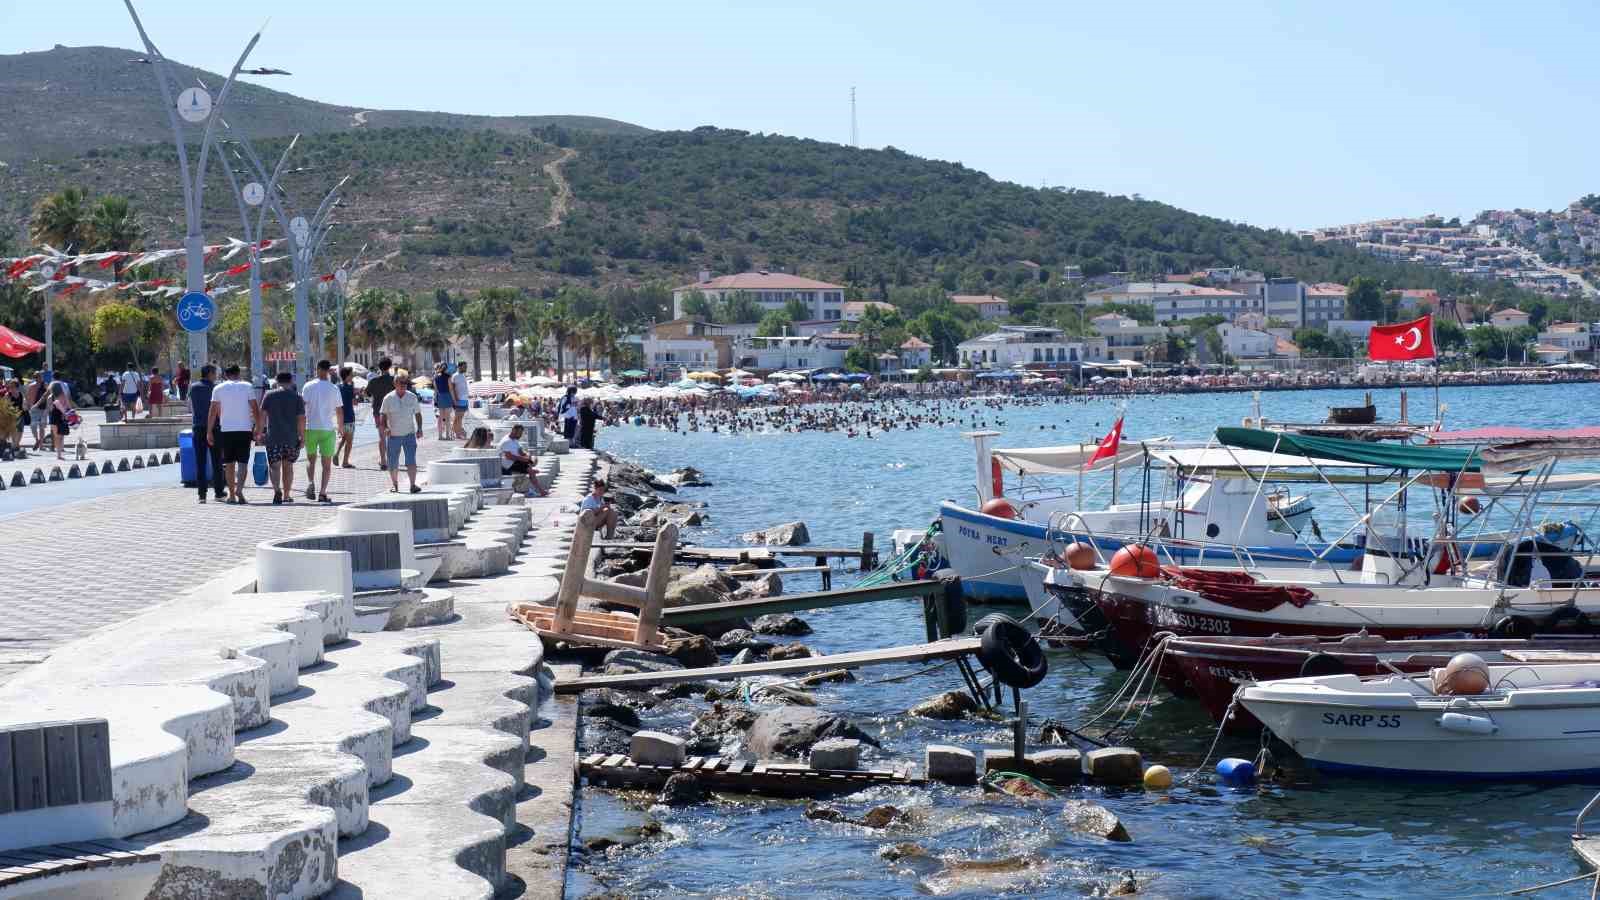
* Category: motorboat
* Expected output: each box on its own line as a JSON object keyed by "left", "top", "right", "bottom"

{"left": 1160, "top": 632, "right": 1600, "bottom": 733}
{"left": 1239, "top": 659, "right": 1600, "bottom": 780}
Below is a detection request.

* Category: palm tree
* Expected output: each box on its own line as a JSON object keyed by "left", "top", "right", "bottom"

{"left": 458, "top": 299, "right": 492, "bottom": 379}
{"left": 414, "top": 309, "right": 450, "bottom": 366}
{"left": 478, "top": 287, "right": 521, "bottom": 379}
{"left": 348, "top": 288, "right": 389, "bottom": 364}
{"left": 544, "top": 295, "right": 577, "bottom": 380}
{"left": 87, "top": 196, "right": 143, "bottom": 252}
{"left": 30, "top": 187, "right": 91, "bottom": 254}
{"left": 385, "top": 294, "right": 418, "bottom": 370}
{"left": 587, "top": 311, "right": 621, "bottom": 375}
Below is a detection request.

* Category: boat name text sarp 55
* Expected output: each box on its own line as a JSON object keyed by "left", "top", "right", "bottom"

{"left": 1322, "top": 712, "right": 1403, "bottom": 728}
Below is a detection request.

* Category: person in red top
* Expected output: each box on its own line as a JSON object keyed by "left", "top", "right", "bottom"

{"left": 146, "top": 366, "right": 165, "bottom": 418}
{"left": 174, "top": 362, "right": 191, "bottom": 401}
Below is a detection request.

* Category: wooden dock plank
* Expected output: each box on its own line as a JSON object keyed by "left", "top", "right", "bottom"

{"left": 726, "top": 760, "right": 748, "bottom": 776}
{"left": 601, "top": 754, "right": 625, "bottom": 768}
{"left": 557, "top": 637, "right": 980, "bottom": 692}
{"left": 661, "top": 578, "right": 941, "bottom": 627}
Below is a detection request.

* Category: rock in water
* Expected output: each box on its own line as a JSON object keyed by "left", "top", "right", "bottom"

{"left": 602, "top": 648, "right": 685, "bottom": 677}
{"left": 714, "top": 629, "right": 773, "bottom": 653}
{"left": 581, "top": 688, "right": 651, "bottom": 727}
{"left": 752, "top": 683, "right": 817, "bottom": 706}
{"left": 767, "top": 643, "right": 814, "bottom": 661}
{"left": 690, "top": 704, "right": 758, "bottom": 741}
{"left": 740, "top": 521, "right": 811, "bottom": 546}
{"left": 751, "top": 613, "right": 812, "bottom": 636}
{"left": 733, "top": 572, "right": 783, "bottom": 600}
{"left": 879, "top": 842, "right": 929, "bottom": 862}
{"left": 746, "top": 708, "right": 879, "bottom": 757}
{"left": 1061, "top": 799, "right": 1132, "bottom": 842}
{"left": 656, "top": 773, "right": 708, "bottom": 806}
{"left": 804, "top": 802, "right": 847, "bottom": 823}
{"left": 859, "top": 805, "right": 906, "bottom": 829}
{"left": 909, "top": 690, "right": 979, "bottom": 720}
{"left": 664, "top": 564, "right": 737, "bottom": 607}
{"left": 664, "top": 634, "right": 719, "bottom": 668}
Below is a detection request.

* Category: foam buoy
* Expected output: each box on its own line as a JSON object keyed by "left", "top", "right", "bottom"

{"left": 1458, "top": 496, "right": 1481, "bottom": 515}
{"left": 1432, "top": 652, "right": 1490, "bottom": 695}
{"left": 1109, "top": 544, "right": 1159, "bottom": 578}
{"left": 980, "top": 497, "right": 1019, "bottom": 519}
{"left": 1064, "top": 542, "right": 1097, "bottom": 570}
{"left": 1216, "top": 757, "right": 1256, "bottom": 786}
{"left": 1143, "top": 764, "right": 1172, "bottom": 789}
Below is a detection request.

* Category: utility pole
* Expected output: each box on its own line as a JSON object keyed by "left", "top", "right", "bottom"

{"left": 123, "top": 1, "right": 261, "bottom": 368}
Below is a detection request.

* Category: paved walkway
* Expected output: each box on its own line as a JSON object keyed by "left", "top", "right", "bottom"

{"left": 0, "top": 423, "right": 476, "bottom": 684}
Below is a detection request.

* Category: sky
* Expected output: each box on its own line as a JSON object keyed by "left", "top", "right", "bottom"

{"left": 3, "top": 0, "right": 1596, "bottom": 230}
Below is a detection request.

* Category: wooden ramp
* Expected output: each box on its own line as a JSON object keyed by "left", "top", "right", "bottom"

{"left": 556, "top": 637, "right": 981, "bottom": 693}
{"left": 580, "top": 753, "right": 924, "bottom": 795}
{"left": 662, "top": 578, "right": 943, "bottom": 626}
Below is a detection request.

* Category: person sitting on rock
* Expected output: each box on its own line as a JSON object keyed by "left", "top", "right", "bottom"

{"left": 580, "top": 478, "right": 618, "bottom": 539}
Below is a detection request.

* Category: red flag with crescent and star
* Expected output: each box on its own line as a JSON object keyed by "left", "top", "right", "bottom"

{"left": 1085, "top": 415, "right": 1125, "bottom": 468}
{"left": 1368, "top": 314, "right": 1436, "bottom": 361}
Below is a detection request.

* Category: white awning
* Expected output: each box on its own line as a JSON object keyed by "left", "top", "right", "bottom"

{"left": 1152, "top": 447, "right": 1374, "bottom": 471}
{"left": 992, "top": 438, "right": 1168, "bottom": 475}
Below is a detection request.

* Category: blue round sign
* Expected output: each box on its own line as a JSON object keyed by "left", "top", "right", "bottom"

{"left": 176, "top": 291, "right": 215, "bottom": 333}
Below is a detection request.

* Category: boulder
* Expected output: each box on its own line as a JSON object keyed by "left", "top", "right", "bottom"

{"left": 859, "top": 804, "right": 907, "bottom": 829}
{"left": 729, "top": 648, "right": 759, "bottom": 666}
{"left": 925, "top": 745, "right": 978, "bottom": 785}
{"left": 767, "top": 643, "right": 814, "bottom": 661}
{"left": 612, "top": 570, "right": 649, "bottom": 589}
{"left": 751, "top": 684, "right": 816, "bottom": 707}
{"left": 804, "top": 803, "right": 847, "bottom": 823}
{"left": 1083, "top": 747, "right": 1144, "bottom": 785}
{"left": 1061, "top": 800, "right": 1131, "bottom": 842}
{"left": 714, "top": 629, "right": 773, "bottom": 654}
{"left": 602, "top": 648, "right": 685, "bottom": 677}
{"left": 652, "top": 681, "right": 711, "bottom": 701}
{"left": 808, "top": 738, "right": 861, "bottom": 771}
{"left": 629, "top": 730, "right": 687, "bottom": 766}
{"left": 690, "top": 704, "right": 758, "bottom": 742}
{"left": 664, "top": 634, "right": 719, "bottom": 669}
{"left": 581, "top": 688, "right": 652, "bottom": 728}
{"left": 664, "top": 564, "right": 737, "bottom": 608}
{"left": 879, "top": 842, "right": 929, "bottom": 862}
{"left": 656, "top": 773, "right": 708, "bottom": 806}
{"left": 909, "top": 690, "right": 978, "bottom": 720}
{"left": 746, "top": 708, "right": 878, "bottom": 758}
{"left": 733, "top": 573, "right": 783, "bottom": 600}
{"left": 657, "top": 503, "right": 707, "bottom": 526}
{"left": 664, "top": 466, "right": 712, "bottom": 487}
{"left": 751, "top": 613, "right": 812, "bottom": 636}
{"left": 741, "top": 521, "right": 811, "bottom": 546}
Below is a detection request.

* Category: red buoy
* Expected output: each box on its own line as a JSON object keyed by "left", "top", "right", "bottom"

{"left": 1064, "top": 542, "right": 1097, "bottom": 570}
{"left": 981, "top": 498, "right": 1019, "bottom": 519}
{"left": 1458, "top": 496, "right": 1481, "bottom": 515}
{"left": 1109, "top": 544, "right": 1160, "bottom": 578}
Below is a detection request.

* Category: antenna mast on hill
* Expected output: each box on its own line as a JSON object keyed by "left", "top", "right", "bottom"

{"left": 850, "top": 86, "right": 858, "bottom": 148}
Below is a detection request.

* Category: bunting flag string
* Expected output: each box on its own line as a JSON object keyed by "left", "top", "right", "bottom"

{"left": 0, "top": 237, "right": 285, "bottom": 281}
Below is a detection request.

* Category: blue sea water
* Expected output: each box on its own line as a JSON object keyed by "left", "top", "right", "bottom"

{"left": 582, "top": 383, "right": 1600, "bottom": 898}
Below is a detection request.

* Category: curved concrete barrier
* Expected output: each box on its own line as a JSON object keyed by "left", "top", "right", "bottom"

{"left": 348, "top": 496, "right": 455, "bottom": 543}
{"left": 427, "top": 460, "right": 483, "bottom": 488}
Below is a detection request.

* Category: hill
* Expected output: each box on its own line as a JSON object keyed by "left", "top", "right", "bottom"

{"left": 0, "top": 45, "right": 649, "bottom": 162}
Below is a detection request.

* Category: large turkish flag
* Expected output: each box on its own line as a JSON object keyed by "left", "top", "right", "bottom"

{"left": 0, "top": 325, "right": 44, "bottom": 359}
{"left": 1369, "top": 314, "right": 1436, "bottom": 361}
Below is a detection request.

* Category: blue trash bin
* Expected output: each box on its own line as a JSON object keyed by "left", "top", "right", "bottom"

{"left": 178, "top": 429, "right": 196, "bottom": 486}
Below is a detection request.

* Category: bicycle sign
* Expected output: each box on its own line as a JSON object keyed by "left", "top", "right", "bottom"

{"left": 176, "top": 291, "right": 216, "bottom": 333}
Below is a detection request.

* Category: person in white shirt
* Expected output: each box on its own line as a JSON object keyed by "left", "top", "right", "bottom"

{"left": 499, "top": 424, "right": 545, "bottom": 498}
{"left": 557, "top": 385, "right": 578, "bottom": 443}
{"left": 449, "top": 362, "right": 470, "bottom": 440}
{"left": 379, "top": 372, "right": 425, "bottom": 493}
{"left": 301, "top": 360, "right": 343, "bottom": 503}
{"left": 206, "top": 364, "right": 262, "bottom": 504}
{"left": 119, "top": 365, "right": 142, "bottom": 418}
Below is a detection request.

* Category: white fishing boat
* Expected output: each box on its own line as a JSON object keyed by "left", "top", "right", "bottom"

{"left": 1239, "top": 656, "right": 1600, "bottom": 780}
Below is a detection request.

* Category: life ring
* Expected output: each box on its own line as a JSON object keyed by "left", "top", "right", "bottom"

{"left": 1299, "top": 652, "right": 1349, "bottom": 678}
{"left": 977, "top": 617, "right": 1049, "bottom": 689}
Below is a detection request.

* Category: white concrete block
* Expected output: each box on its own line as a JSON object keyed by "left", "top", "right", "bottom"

{"left": 629, "top": 730, "right": 686, "bottom": 766}
{"left": 927, "top": 744, "right": 978, "bottom": 785}
{"left": 808, "top": 738, "right": 861, "bottom": 771}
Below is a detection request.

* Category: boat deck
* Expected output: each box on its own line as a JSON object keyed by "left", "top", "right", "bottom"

{"left": 1574, "top": 837, "right": 1600, "bottom": 870}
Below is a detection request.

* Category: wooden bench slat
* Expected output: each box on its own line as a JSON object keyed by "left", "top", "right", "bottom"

{"left": 581, "top": 753, "right": 605, "bottom": 767}
{"left": 684, "top": 756, "right": 704, "bottom": 771}
{"left": 726, "top": 760, "right": 748, "bottom": 775}
{"left": 600, "top": 754, "right": 625, "bottom": 768}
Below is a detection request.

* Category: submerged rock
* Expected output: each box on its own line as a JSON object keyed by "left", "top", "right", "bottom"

{"left": 909, "top": 690, "right": 978, "bottom": 720}
{"left": 767, "top": 643, "right": 814, "bottom": 661}
{"left": 751, "top": 613, "right": 812, "bottom": 636}
{"left": 714, "top": 629, "right": 773, "bottom": 653}
{"left": 879, "top": 842, "right": 929, "bottom": 862}
{"left": 656, "top": 773, "right": 708, "bottom": 806}
{"left": 746, "top": 708, "right": 879, "bottom": 758}
{"left": 690, "top": 704, "right": 759, "bottom": 742}
{"left": 1061, "top": 799, "right": 1131, "bottom": 842}
{"left": 752, "top": 683, "right": 816, "bottom": 707}
{"left": 859, "top": 804, "right": 907, "bottom": 829}
{"left": 664, "top": 634, "right": 719, "bottom": 669}
{"left": 581, "top": 688, "right": 652, "bottom": 727}
{"left": 741, "top": 521, "right": 810, "bottom": 546}
{"left": 804, "top": 802, "right": 847, "bottom": 823}
{"left": 601, "top": 649, "right": 684, "bottom": 677}
{"left": 664, "top": 564, "right": 737, "bottom": 608}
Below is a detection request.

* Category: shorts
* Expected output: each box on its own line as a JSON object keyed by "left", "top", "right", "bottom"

{"left": 122, "top": 393, "right": 138, "bottom": 407}
{"left": 454, "top": 402, "right": 468, "bottom": 411}
{"left": 49, "top": 407, "right": 68, "bottom": 435}
{"left": 386, "top": 433, "right": 418, "bottom": 468}
{"left": 267, "top": 443, "right": 301, "bottom": 464}
{"left": 341, "top": 423, "right": 356, "bottom": 436}
{"left": 304, "top": 429, "right": 336, "bottom": 457}
{"left": 220, "top": 431, "right": 252, "bottom": 464}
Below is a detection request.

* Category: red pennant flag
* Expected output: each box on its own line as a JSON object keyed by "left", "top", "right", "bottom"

{"left": 1086, "top": 416, "right": 1124, "bottom": 468}
{"left": 5, "top": 258, "right": 35, "bottom": 279}
{"left": 1369, "top": 314, "right": 1436, "bottom": 361}
{"left": 319, "top": 273, "right": 336, "bottom": 282}
{"left": 260, "top": 282, "right": 278, "bottom": 291}
{"left": 225, "top": 262, "right": 251, "bottom": 276}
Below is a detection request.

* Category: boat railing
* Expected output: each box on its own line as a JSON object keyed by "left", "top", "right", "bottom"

{"left": 1576, "top": 789, "right": 1600, "bottom": 839}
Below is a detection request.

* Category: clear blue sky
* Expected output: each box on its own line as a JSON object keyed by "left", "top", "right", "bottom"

{"left": 4, "top": 1, "right": 1595, "bottom": 230}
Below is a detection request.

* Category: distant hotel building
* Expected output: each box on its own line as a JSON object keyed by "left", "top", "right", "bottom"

{"left": 672, "top": 270, "right": 847, "bottom": 321}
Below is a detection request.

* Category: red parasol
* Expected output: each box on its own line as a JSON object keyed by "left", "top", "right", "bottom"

{"left": 0, "top": 325, "right": 45, "bottom": 358}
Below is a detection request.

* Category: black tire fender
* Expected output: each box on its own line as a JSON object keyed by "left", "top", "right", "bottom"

{"left": 1298, "top": 652, "right": 1349, "bottom": 678}
{"left": 978, "top": 618, "right": 1049, "bottom": 689}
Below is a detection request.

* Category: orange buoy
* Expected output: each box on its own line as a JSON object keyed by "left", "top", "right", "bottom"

{"left": 1109, "top": 544, "right": 1160, "bottom": 578}
{"left": 1458, "top": 496, "right": 1481, "bottom": 515}
{"left": 1064, "top": 542, "right": 1097, "bottom": 570}
{"left": 981, "top": 497, "right": 1019, "bottom": 519}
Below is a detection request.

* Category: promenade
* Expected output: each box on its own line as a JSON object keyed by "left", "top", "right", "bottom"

{"left": 0, "top": 416, "right": 463, "bottom": 683}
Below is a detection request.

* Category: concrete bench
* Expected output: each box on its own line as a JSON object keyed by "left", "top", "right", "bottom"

{"left": 257, "top": 531, "right": 409, "bottom": 609}
{"left": 96, "top": 419, "right": 188, "bottom": 451}
{"left": 0, "top": 838, "right": 161, "bottom": 899}
{"left": 0, "top": 719, "right": 113, "bottom": 852}
{"left": 427, "top": 459, "right": 490, "bottom": 489}
{"left": 348, "top": 496, "right": 456, "bottom": 542}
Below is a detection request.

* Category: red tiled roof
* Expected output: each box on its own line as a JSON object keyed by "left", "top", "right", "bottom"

{"left": 675, "top": 272, "right": 844, "bottom": 291}
{"left": 949, "top": 294, "right": 1009, "bottom": 305}
{"left": 900, "top": 337, "right": 931, "bottom": 349}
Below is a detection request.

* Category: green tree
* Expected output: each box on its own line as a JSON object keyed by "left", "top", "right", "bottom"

{"left": 90, "top": 303, "right": 164, "bottom": 368}
{"left": 913, "top": 363, "right": 934, "bottom": 383}
{"left": 716, "top": 291, "right": 762, "bottom": 324}
{"left": 543, "top": 294, "right": 578, "bottom": 379}
{"left": 680, "top": 291, "right": 712, "bottom": 319}
{"left": 348, "top": 288, "right": 390, "bottom": 364}
{"left": 1346, "top": 276, "right": 1384, "bottom": 320}
{"left": 843, "top": 345, "right": 874, "bottom": 372}
{"left": 385, "top": 293, "right": 418, "bottom": 370}
{"left": 414, "top": 309, "right": 451, "bottom": 366}
{"left": 478, "top": 287, "right": 522, "bottom": 377}
{"left": 909, "top": 309, "right": 968, "bottom": 363}
{"left": 457, "top": 299, "right": 492, "bottom": 379}
{"left": 30, "top": 187, "right": 91, "bottom": 253}
{"left": 756, "top": 309, "right": 792, "bottom": 337}
{"left": 783, "top": 297, "right": 811, "bottom": 321}
{"left": 1434, "top": 318, "right": 1466, "bottom": 353}
{"left": 87, "top": 195, "right": 142, "bottom": 252}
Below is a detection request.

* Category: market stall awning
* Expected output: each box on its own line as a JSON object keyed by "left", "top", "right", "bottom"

{"left": 0, "top": 325, "right": 44, "bottom": 358}
{"left": 1216, "top": 426, "right": 1481, "bottom": 472}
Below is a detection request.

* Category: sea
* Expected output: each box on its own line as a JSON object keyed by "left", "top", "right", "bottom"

{"left": 580, "top": 382, "right": 1600, "bottom": 899}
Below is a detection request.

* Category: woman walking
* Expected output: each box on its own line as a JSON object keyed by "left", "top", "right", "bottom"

{"left": 146, "top": 366, "right": 166, "bottom": 418}
{"left": 47, "top": 380, "right": 76, "bottom": 460}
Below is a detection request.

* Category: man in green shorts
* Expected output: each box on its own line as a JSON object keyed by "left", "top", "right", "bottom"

{"left": 302, "top": 359, "right": 342, "bottom": 503}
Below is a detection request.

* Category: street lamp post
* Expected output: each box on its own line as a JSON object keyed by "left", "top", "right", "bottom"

{"left": 213, "top": 131, "right": 296, "bottom": 384}
{"left": 123, "top": 1, "right": 261, "bottom": 368}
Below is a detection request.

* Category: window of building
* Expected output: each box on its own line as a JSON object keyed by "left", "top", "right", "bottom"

{"left": 1033, "top": 348, "right": 1042, "bottom": 362}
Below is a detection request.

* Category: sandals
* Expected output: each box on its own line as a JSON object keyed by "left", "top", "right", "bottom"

{"left": 319, "top": 494, "right": 332, "bottom": 504}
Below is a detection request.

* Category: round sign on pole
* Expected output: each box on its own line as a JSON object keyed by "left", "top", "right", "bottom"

{"left": 289, "top": 216, "right": 310, "bottom": 242}
{"left": 176, "top": 291, "right": 216, "bottom": 333}
{"left": 37, "top": 262, "right": 58, "bottom": 281}
{"left": 176, "top": 87, "right": 213, "bottom": 124}
{"left": 242, "top": 182, "right": 265, "bottom": 206}
{"left": 334, "top": 268, "right": 349, "bottom": 287}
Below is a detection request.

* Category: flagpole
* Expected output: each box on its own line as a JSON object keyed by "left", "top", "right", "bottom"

{"left": 1431, "top": 314, "right": 1441, "bottom": 425}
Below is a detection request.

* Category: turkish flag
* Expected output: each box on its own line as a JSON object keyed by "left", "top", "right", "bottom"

{"left": 0, "top": 324, "right": 45, "bottom": 358}
{"left": 1369, "top": 314, "right": 1436, "bottom": 361}
{"left": 1086, "top": 416, "right": 1124, "bottom": 468}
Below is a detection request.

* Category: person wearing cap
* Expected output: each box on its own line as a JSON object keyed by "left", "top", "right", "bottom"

{"left": 188, "top": 364, "right": 226, "bottom": 503}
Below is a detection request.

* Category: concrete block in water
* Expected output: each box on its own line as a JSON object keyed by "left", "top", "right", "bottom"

{"left": 982, "top": 747, "right": 1017, "bottom": 774}
{"left": 1083, "top": 747, "right": 1144, "bottom": 784}
{"left": 630, "top": 730, "right": 686, "bottom": 767}
{"left": 809, "top": 738, "right": 861, "bottom": 771}
{"left": 926, "top": 744, "right": 977, "bottom": 785}
{"left": 1027, "top": 748, "right": 1083, "bottom": 783}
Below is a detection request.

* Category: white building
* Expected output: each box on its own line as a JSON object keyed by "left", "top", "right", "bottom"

{"left": 1148, "top": 286, "right": 1259, "bottom": 322}
{"left": 899, "top": 336, "right": 932, "bottom": 369}
{"left": 949, "top": 294, "right": 1011, "bottom": 319}
{"left": 672, "top": 271, "right": 847, "bottom": 321}
{"left": 1328, "top": 319, "right": 1377, "bottom": 341}
{"left": 1538, "top": 322, "right": 1591, "bottom": 355}
{"left": 738, "top": 335, "right": 846, "bottom": 372}
{"left": 957, "top": 325, "right": 1086, "bottom": 368}
{"left": 1091, "top": 313, "right": 1169, "bottom": 362}
{"left": 1216, "top": 323, "right": 1275, "bottom": 359}
{"left": 1490, "top": 308, "right": 1532, "bottom": 331}
{"left": 841, "top": 300, "right": 897, "bottom": 322}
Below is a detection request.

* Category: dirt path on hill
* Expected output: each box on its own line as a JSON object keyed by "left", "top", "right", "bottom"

{"left": 541, "top": 147, "right": 577, "bottom": 229}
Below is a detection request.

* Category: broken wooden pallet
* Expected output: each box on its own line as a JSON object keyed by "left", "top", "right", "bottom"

{"left": 579, "top": 753, "right": 925, "bottom": 796}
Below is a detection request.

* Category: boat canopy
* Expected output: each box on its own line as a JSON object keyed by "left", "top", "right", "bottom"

{"left": 1153, "top": 447, "right": 1372, "bottom": 472}
{"left": 1216, "top": 426, "right": 1482, "bottom": 473}
{"left": 991, "top": 441, "right": 1157, "bottom": 475}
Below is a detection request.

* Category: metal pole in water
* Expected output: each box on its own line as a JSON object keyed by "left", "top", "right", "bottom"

{"left": 1012, "top": 687, "right": 1026, "bottom": 765}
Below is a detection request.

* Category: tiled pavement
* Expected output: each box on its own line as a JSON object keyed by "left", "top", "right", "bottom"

{"left": 0, "top": 425, "right": 474, "bottom": 684}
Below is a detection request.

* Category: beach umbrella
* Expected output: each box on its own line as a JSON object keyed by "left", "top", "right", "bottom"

{"left": 341, "top": 361, "right": 370, "bottom": 377}
{"left": 469, "top": 380, "right": 517, "bottom": 397}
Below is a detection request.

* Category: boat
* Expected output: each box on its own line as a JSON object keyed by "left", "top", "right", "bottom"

{"left": 1161, "top": 632, "right": 1600, "bottom": 733}
{"left": 1238, "top": 659, "right": 1600, "bottom": 780}
{"left": 940, "top": 430, "right": 1355, "bottom": 602}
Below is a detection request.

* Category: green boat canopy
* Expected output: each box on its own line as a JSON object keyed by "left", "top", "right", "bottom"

{"left": 1215, "top": 427, "right": 1482, "bottom": 473}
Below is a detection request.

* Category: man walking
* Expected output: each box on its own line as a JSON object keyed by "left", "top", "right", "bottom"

{"left": 336, "top": 366, "right": 357, "bottom": 469}
{"left": 259, "top": 371, "right": 306, "bottom": 504}
{"left": 188, "top": 364, "right": 225, "bottom": 503}
{"left": 207, "top": 364, "right": 260, "bottom": 505}
{"left": 557, "top": 385, "right": 578, "bottom": 444}
{"left": 302, "top": 360, "right": 341, "bottom": 504}
{"left": 450, "top": 361, "right": 470, "bottom": 439}
{"left": 379, "top": 370, "right": 424, "bottom": 493}
{"left": 119, "top": 363, "right": 142, "bottom": 420}
{"left": 365, "top": 357, "right": 396, "bottom": 470}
